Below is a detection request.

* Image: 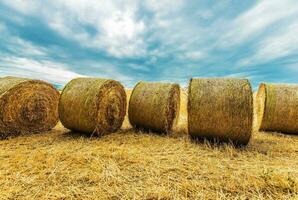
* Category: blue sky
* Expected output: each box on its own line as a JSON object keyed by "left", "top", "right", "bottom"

{"left": 0, "top": 0, "right": 298, "bottom": 89}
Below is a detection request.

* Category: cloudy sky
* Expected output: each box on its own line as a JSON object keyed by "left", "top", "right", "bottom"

{"left": 0, "top": 0, "right": 298, "bottom": 89}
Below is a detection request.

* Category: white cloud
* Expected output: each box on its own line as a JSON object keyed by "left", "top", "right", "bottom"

{"left": 255, "top": 22, "right": 298, "bottom": 59}
{"left": 127, "top": 63, "right": 151, "bottom": 72}
{"left": 181, "top": 51, "right": 205, "bottom": 60}
{"left": 219, "top": 0, "right": 298, "bottom": 48}
{"left": 0, "top": 23, "right": 47, "bottom": 57}
{"left": 2, "top": 0, "right": 298, "bottom": 86}
{"left": 1, "top": 0, "right": 199, "bottom": 60}
{"left": 0, "top": 23, "right": 6, "bottom": 32}
{"left": 2, "top": 0, "right": 147, "bottom": 58}
{"left": 49, "top": 0, "right": 147, "bottom": 58}
{"left": 48, "top": 11, "right": 91, "bottom": 45}
{"left": 144, "top": 0, "right": 183, "bottom": 15}
{"left": 0, "top": 0, "right": 40, "bottom": 14}
{"left": 238, "top": 21, "right": 298, "bottom": 66}
{"left": 287, "top": 63, "right": 298, "bottom": 72}
{"left": 47, "top": 1, "right": 146, "bottom": 57}
{"left": 12, "top": 38, "right": 47, "bottom": 56}
{"left": 0, "top": 56, "right": 85, "bottom": 84}
{"left": 2, "top": 0, "right": 196, "bottom": 59}
{"left": 225, "top": 72, "right": 252, "bottom": 79}
{"left": 98, "top": 11, "right": 146, "bottom": 57}
{"left": 72, "top": 60, "right": 133, "bottom": 82}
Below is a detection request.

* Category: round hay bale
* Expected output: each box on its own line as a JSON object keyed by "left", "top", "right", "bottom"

{"left": 128, "top": 81, "right": 180, "bottom": 133}
{"left": 0, "top": 76, "right": 60, "bottom": 138}
{"left": 188, "top": 78, "right": 253, "bottom": 145}
{"left": 59, "top": 78, "right": 126, "bottom": 135}
{"left": 256, "top": 83, "right": 298, "bottom": 134}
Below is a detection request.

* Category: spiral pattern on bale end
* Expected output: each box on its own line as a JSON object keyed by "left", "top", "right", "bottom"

{"left": 256, "top": 83, "right": 298, "bottom": 134}
{"left": 59, "top": 78, "right": 127, "bottom": 135}
{"left": 0, "top": 76, "right": 60, "bottom": 138}
{"left": 128, "top": 81, "right": 180, "bottom": 134}
{"left": 188, "top": 78, "right": 253, "bottom": 145}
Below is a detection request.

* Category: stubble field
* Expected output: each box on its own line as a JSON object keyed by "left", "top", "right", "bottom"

{"left": 0, "top": 90, "right": 297, "bottom": 199}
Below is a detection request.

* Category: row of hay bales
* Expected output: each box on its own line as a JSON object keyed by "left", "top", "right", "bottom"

{"left": 0, "top": 76, "right": 297, "bottom": 146}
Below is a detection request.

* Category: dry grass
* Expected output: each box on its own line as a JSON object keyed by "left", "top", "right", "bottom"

{"left": 0, "top": 90, "right": 298, "bottom": 199}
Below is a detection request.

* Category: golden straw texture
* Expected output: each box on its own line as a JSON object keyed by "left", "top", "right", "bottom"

{"left": 0, "top": 76, "right": 59, "bottom": 138}
{"left": 128, "top": 81, "right": 180, "bottom": 133}
{"left": 257, "top": 83, "right": 298, "bottom": 134}
{"left": 188, "top": 78, "right": 253, "bottom": 145}
{"left": 59, "top": 78, "right": 126, "bottom": 135}
{"left": 0, "top": 90, "right": 298, "bottom": 199}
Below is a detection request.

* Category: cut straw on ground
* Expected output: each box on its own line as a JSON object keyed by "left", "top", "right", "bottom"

{"left": 0, "top": 89, "right": 297, "bottom": 199}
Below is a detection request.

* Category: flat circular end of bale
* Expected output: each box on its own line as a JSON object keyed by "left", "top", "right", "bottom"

{"left": 128, "top": 81, "right": 180, "bottom": 134}
{"left": 188, "top": 78, "right": 253, "bottom": 146}
{"left": 256, "top": 83, "right": 266, "bottom": 131}
{"left": 0, "top": 77, "right": 60, "bottom": 138}
{"left": 95, "top": 80, "right": 127, "bottom": 134}
{"left": 59, "top": 78, "right": 126, "bottom": 135}
{"left": 165, "top": 84, "right": 180, "bottom": 132}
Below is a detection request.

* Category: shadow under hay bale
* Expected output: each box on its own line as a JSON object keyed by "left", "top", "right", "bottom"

{"left": 128, "top": 81, "right": 180, "bottom": 134}
{"left": 188, "top": 78, "right": 253, "bottom": 146}
{"left": 60, "top": 130, "right": 94, "bottom": 139}
{"left": 189, "top": 135, "right": 246, "bottom": 148}
{"left": 0, "top": 76, "right": 60, "bottom": 139}
{"left": 256, "top": 83, "right": 298, "bottom": 135}
{"left": 59, "top": 78, "right": 126, "bottom": 136}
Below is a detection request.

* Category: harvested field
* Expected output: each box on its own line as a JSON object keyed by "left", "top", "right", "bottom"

{"left": 0, "top": 90, "right": 297, "bottom": 199}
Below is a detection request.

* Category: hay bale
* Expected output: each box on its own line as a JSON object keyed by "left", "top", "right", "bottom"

{"left": 128, "top": 81, "right": 180, "bottom": 133}
{"left": 59, "top": 78, "right": 126, "bottom": 135}
{"left": 256, "top": 83, "right": 298, "bottom": 134}
{"left": 0, "top": 76, "right": 60, "bottom": 138}
{"left": 188, "top": 78, "right": 253, "bottom": 145}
